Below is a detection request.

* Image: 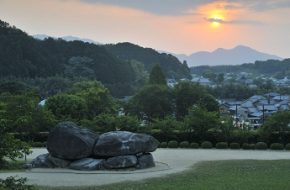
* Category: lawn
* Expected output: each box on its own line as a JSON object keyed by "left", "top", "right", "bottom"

{"left": 39, "top": 159, "right": 290, "bottom": 190}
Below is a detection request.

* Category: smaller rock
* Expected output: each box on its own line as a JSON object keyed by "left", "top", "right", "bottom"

{"left": 23, "top": 163, "right": 33, "bottom": 170}
{"left": 104, "top": 155, "right": 137, "bottom": 169}
{"left": 30, "top": 153, "right": 54, "bottom": 168}
{"left": 48, "top": 155, "right": 71, "bottom": 168}
{"left": 69, "top": 158, "right": 104, "bottom": 171}
{"left": 136, "top": 153, "right": 155, "bottom": 169}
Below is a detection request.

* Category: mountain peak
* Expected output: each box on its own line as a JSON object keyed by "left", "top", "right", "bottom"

{"left": 33, "top": 34, "right": 100, "bottom": 44}
{"left": 174, "top": 45, "right": 282, "bottom": 67}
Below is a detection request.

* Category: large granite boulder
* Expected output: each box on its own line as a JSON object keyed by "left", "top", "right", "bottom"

{"left": 93, "top": 131, "right": 159, "bottom": 157}
{"left": 136, "top": 153, "right": 155, "bottom": 169}
{"left": 104, "top": 155, "right": 137, "bottom": 169}
{"left": 31, "top": 154, "right": 54, "bottom": 168}
{"left": 69, "top": 158, "right": 104, "bottom": 171}
{"left": 47, "top": 122, "right": 98, "bottom": 160}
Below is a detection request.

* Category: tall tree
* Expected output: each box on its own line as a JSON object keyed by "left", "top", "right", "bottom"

{"left": 126, "top": 85, "right": 173, "bottom": 120}
{"left": 148, "top": 64, "right": 167, "bottom": 85}
{"left": 184, "top": 106, "right": 220, "bottom": 140}
{"left": 71, "top": 81, "right": 117, "bottom": 118}
{"left": 259, "top": 111, "right": 290, "bottom": 143}
{"left": 46, "top": 81, "right": 117, "bottom": 121}
{"left": 173, "top": 81, "right": 206, "bottom": 119}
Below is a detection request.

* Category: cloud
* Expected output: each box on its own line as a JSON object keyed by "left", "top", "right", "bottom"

{"left": 78, "top": 0, "right": 290, "bottom": 16}
{"left": 206, "top": 17, "right": 225, "bottom": 23}
{"left": 229, "top": 19, "right": 264, "bottom": 25}
{"left": 79, "top": 0, "right": 216, "bottom": 15}
{"left": 231, "top": 0, "right": 290, "bottom": 11}
{"left": 205, "top": 17, "right": 264, "bottom": 25}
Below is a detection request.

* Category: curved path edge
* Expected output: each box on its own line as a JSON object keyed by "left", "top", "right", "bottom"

{"left": 0, "top": 148, "right": 289, "bottom": 187}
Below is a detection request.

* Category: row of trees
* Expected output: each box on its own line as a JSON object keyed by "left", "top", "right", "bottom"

{"left": 191, "top": 58, "right": 290, "bottom": 78}
{"left": 126, "top": 65, "right": 219, "bottom": 120}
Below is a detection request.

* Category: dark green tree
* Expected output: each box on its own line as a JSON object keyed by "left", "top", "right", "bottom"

{"left": 184, "top": 106, "right": 220, "bottom": 140}
{"left": 0, "top": 104, "right": 31, "bottom": 168}
{"left": 126, "top": 85, "right": 173, "bottom": 120}
{"left": 152, "top": 116, "right": 184, "bottom": 135}
{"left": 0, "top": 91, "right": 56, "bottom": 134}
{"left": 173, "top": 81, "right": 206, "bottom": 119}
{"left": 46, "top": 94, "right": 87, "bottom": 121}
{"left": 259, "top": 111, "right": 290, "bottom": 143}
{"left": 148, "top": 64, "right": 167, "bottom": 85}
{"left": 81, "top": 114, "right": 139, "bottom": 133}
{"left": 198, "top": 94, "right": 219, "bottom": 112}
{"left": 71, "top": 81, "right": 117, "bottom": 118}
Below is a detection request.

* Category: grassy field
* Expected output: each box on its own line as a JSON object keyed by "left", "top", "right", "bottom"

{"left": 39, "top": 160, "right": 290, "bottom": 190}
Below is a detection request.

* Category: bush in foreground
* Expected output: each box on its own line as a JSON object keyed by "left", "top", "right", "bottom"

{"left": 215, "top": 142, "right": 228, "bottom": 149}
{"left": 168, "top": 140, "right": 178, "bottom": 148}
{"left": 255, "top": 142, "right": 268, "bottom": 150}
{"left": 286, "top": 143, "right": 290, "bottom": 150}
{"left": 242, "top": 143, "right": 255, "bottom": 150}
{"left": 201, "top": 141, "right": 213, "bottom": 149}
{"left": 0, "top": 176, "right": 35, "bottom": 190}
{"left": 159, "top": 142, "right": 168, "bottom": 148}
{"left": 270, "top": 143, "right": 284, "bottom": 150}
{"left": 229, "top": 143, "right": 240, "bottom": 149}
{"left": 179, "top": 141, "right": 190, "bottom": 148}
{"left": 190, "top": 142, "right": 199, "bottom": 149}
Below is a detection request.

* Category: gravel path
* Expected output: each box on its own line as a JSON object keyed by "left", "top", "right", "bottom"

{"left": 0, "top": 148, "right": 289, "bottom": 187}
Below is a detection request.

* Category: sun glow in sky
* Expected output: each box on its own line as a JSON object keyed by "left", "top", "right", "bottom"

{"left": 209, "top": 15, "right": 224, "bottom": 28}
{"left": 0, "top": 0, "right": 290, "bottom": 58}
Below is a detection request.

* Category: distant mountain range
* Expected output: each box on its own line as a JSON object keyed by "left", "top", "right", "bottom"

{"left": 33, "top": 34, "right": 100, "bottom": 44}
{"left": 34, "top": 35, "right": 281, "bottom": 68}
{"left": 173, "top": 45, "right": 282, "bottom": 67}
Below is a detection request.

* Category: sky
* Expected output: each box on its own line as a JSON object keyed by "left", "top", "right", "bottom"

{"left": 0, "top": 0, "right": 290, "bottom": 57}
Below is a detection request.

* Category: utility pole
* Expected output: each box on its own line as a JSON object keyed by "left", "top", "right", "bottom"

{"left": 262, "top": 104, "right": 265, "bottom": 125}
{"left": 235, "top": 104, "right": 238, "bottom": 127}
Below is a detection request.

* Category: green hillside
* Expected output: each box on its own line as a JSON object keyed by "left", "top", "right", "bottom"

{"left": 0, "top": 20, "right": 191, "bottom": 97}
{"left": 0, "top": 20, "right": 136, "bottom": 84}
{"left": 106, "top": 42, "right": 191, "bottom": 79}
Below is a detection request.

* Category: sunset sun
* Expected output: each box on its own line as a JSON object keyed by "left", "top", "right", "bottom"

{"left": 209, "top": 15, "right": 224, "bottom": 28}
{"left": 204, "top": 7, "right": 226, "bottom": 29}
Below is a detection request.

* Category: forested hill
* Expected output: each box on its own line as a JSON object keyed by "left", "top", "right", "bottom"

{"left": 191, "top": 59, "right": 290, "bottom": 77}
{"left": 105, "top": 42, "right": 191, "bottom": 79}
{"left": 0, "top": 20, "right": 135, "bottom": 84}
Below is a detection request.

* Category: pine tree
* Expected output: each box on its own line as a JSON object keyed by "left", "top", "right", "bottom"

{"left": 149, "top": 64, "right": 166, "bottom": 85}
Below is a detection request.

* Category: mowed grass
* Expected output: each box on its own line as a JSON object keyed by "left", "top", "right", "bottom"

{"left": 40, "top": 160, "right": 290, "bottom": 190}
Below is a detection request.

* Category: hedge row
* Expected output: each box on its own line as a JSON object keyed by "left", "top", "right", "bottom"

{"left": 159, "top": 141, "right": 290, "bottom": 150}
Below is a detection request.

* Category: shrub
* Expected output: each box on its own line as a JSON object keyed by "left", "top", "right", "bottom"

{"left": 0, "top": 176, "right": 35, "bottom": 190}
{"left": 168, "top": 140, "right": 178, "bottom": 148}
{"left": 249, "top": 144, "right": 256, "bottom": 149}
{"left": 159, "top": 142, "right": 167, "bottom": 148}
{"left": 215, "top": 142, "right": 228, "bottom": 149}
{"left": 255, "top": 142, "right": 268, "bottom": 150}
{"left": 285, "top": 143, "right": 290, "bottom": 150}
{"left": 179, "top": 141, "right": 190, "bottom": 148}
{"left": 190, "top": 142, "right": 199, "bottom": 149}
{"left": 230, "top": 143, "right": 240, "bottom": 149}
{"left": 270, "top": 143, "right": 284, "bottom": 150}
{"left": 201, "top": 141, "right": 213, "bottom": 149}
{"left": 242, "top": 143, "right": 255, "bottom": 150}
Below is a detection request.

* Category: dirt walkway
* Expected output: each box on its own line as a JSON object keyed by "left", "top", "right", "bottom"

{"left": 0, "top": 148, "right": 289, "bottom": 187}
